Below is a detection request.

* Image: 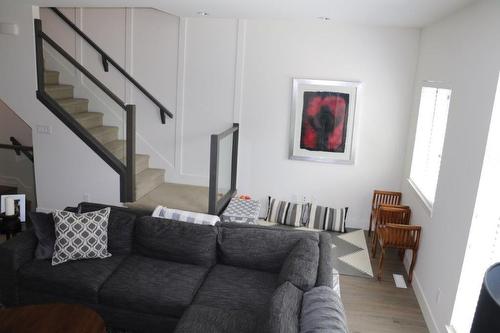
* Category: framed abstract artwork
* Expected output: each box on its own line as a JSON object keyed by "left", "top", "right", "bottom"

{"left": 290, "top": 78, "right": 360, "bottom": 164}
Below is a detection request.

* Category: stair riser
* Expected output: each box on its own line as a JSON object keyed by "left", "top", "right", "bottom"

{"left": 136, "top": 172, "right": 164, "bottom": 199}
{"left": 111, "top": 152, "right": 149, "bottom": 174}
{"left": 61, "top": 102, "right": 89, "bottom": 115}
{"left": 46, "top": 87, "right": 73, "bottom": 100}
{"left": 44, "top": 72, "right": 59, "bottom": 85}
{"left": 93, "top": 128, "right": 118, "bottom": 145}
{"left": 135, "top": 156, "right": 149, "bottom": 174}
{"left": 75, "top": 115, "right": 103, "bottom": 129}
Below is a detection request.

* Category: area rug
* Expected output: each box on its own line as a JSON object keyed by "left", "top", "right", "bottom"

{"left": 329, "top": 229, "right": 374, "bottom": 279}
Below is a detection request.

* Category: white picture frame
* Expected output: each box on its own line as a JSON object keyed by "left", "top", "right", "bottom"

{"left": 1, "top": 194, "right": 26, "bottom": 222}
{"left": 290, "top": 78, "right": 360, "bottom": 164}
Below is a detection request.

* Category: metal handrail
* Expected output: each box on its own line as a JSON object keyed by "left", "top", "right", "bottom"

{"left": 34, "top": 18, "right": 136, "bottom": 202}
{"left": 6, "top": 137, "right": 34, "bottom": 162}
{"left": 40, "top": 31, "right": 127, "bottom": 111}
{"left": 49, "top": 7, "right": 173, "bottom": 123}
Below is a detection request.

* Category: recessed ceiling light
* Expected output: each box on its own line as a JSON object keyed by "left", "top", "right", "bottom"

{"left": 317, "top": 16, "right": 331, "bottom": 21}
{"left": 197, "top": 11, "right": 209, "bottom": 16}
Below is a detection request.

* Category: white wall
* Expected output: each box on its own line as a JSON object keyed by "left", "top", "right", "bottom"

{"left": 238, "top": 20, "right": 420, "bottom": 224}
{"left": 2, "top": 5, "right": 422, "bottom": 225}
{"left": 400, "top": 1, "right": 500, "bottom": 332}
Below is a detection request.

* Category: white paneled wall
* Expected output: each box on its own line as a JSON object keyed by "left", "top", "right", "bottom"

{"left": 6, "top": 6, "right": 421, "bottom": 225}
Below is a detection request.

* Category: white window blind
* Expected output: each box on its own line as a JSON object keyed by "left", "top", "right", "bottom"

{"left": 410, "top": 86, "right": 452, "bottom": 207}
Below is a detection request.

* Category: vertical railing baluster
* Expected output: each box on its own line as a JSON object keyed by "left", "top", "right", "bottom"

{"left": 126, "top": 104, "right": 136, "bottom": 202}
{"left": 208, "top": 134, "right": 219, "bottom": 215}
{"left": 34, "top": 19, "right": 45, "bottom": 92}
{"left": 230, "top": 123, "right": 239, "bottom": 193}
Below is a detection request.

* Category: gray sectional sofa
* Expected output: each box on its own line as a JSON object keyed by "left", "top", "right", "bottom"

{"left": 0, "top": 202, "right": 346, "bottom": 333}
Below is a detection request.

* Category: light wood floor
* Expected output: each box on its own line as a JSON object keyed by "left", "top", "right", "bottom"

{"left": 340, "top": 233, "right": 428, "bottom": 333}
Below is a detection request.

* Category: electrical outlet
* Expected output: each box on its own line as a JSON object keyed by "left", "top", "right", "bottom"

{"left": 83, "top": 193, "right": 90, "bottom": 202}
{"left": 36, "top": 125, "right": 52, "bottom": 135}
{"left": 436, "top": 288, "right": 441, "bottom": 304}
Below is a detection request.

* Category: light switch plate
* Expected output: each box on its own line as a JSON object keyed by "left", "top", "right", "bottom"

{"left": 36, "top": 125, "right": 52, "bottom": 135}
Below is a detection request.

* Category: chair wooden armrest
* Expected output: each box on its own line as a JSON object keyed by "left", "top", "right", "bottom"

{"left": 379, "top": 224, "right": 421, "bottom": 250}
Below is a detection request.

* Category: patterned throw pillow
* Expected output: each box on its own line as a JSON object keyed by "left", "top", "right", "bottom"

{"left": 52, "top": 208, "right": 111, "bottom": 266}
{"left": 266, "top": 197, "right": 309, "bottom": 227}
{"left": 307, "top": 205, "right": 348, "bottom": 233}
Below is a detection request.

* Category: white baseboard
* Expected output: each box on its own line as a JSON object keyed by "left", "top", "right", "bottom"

{"left": 412, "top": 273, "right": 441, "bottom": 333}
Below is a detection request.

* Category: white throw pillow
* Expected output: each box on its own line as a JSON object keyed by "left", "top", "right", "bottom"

{"left": 51, "top": 208, "right": 111, "bottom": 265}
{"left": 152, "top": 205, "right": 220, "bottom": 226}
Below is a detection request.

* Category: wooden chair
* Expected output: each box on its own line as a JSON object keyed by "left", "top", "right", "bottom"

{"left": 370, "top": 204, "right": 411, "bottom": 254}
{"left": 368, "top": 190, "right": 402, "bottom": 236}
{"left": 372, "top": 223, "right": 422, "bottom": 283}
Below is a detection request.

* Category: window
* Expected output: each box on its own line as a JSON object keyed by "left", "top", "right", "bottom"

{"left": 409, "top": 86, "right": 452, "bottom": 208}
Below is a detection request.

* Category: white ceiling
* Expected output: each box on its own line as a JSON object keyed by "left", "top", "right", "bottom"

{"left": 36, "top": 0, "right": 478, "bottom": 27}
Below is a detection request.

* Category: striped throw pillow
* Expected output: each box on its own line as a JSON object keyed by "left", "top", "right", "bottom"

{"left": 307, "top": 205, "right": 348, "bottom": 233}
{"left": 266, "top": 197, "right": 309, "bottom": 227}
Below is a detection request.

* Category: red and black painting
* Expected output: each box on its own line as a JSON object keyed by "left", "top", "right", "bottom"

{"left": 300, "top": 91, "right": 349, "bottom": 153}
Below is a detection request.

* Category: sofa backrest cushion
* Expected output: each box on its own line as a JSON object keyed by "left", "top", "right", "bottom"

{"left": 78, "top": 202, "right": 137, "bottom": 255}
{"left": 78, "top": 202, "right": 152, "bottom": 217}
{"left": 279, "top": 238, "right": 319, "bottom": 291}
{"left": 29, "top": 212, "right": 56, "bottom": 260}
{"left": 135, "top": 216, "right": 218, "bottom": 267}
{"left": 218, "top": 223, "right": 319, "bottom": 273}
{"left": 269, "top": 281, "right": 303, "bottom": 333}
{"left": 300, "top": 286, "right": 348, "bottom": 333}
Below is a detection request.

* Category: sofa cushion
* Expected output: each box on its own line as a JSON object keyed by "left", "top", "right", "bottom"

{"left": 174, "top": 305, "right": 257, "bottom": 333}
{"left": 100, "top": 255, "right": 209, "bottom": 317}
{"left": 269, "top": 282, "right": 303, "bottom": 333}
{"left": 218, "top": 223, "right": 319, "bottom": 273}
{"left": 18, "top": 255, "right": 126, "bottom": 303}
{"left": 134, "top": 217, "right": 218, "bottom": 267}
{"left": 193, "top": 264, "right": 278, "bottom": 314}
{"left": 78, "top": 202, "right": 140, "bottom": 255}
{"left": 300, "top": 286, "right": 348, "bottom": 332}
{"left": 279, "top": 238, "right": 319, "bottom": 291}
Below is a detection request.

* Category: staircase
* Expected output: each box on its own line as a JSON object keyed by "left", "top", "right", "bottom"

{"left": 34, "top": 8, "right": 238, "bottom": 215}
{"left": 44, "top": 69, "right": 168, "bottom": 203}
{"left": 43, "top": 68, "right": 211, "bottom": 212}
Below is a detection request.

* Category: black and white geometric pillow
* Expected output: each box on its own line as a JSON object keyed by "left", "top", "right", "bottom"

{"left": 51, "top": 208, "right": 111, "bottom": 266}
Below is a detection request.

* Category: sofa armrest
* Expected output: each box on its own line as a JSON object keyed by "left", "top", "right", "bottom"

{"left": 0, "top": 229, "right": 37, "bottom": 306}
{"left": 316, "top": 233, "right": 336, "bottom": 288}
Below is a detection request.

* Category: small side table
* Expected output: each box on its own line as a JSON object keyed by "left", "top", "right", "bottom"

{"left": 221, "top": 198, "right": 261, "bottom": 224}
{"left": 0, "top": 214, "right": 22, "bottom": 240}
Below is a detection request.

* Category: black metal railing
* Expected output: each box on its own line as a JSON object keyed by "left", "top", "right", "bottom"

{"left": 49, "top": 7, "right": 173, "bottom": 123}
{"left": 34, "top": 18, "right": 136, "bottom": 202}
{"left": 208, "top": 123, "right": 239, "bottom": 215}
{"left": 0, "top": 137, "right": 34, "bottom": 162}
